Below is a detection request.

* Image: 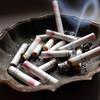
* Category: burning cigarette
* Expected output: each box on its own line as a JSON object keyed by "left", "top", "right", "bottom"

{"left": 8, "top": 66, "right": 41, "bottom": 87}
{"left": 48, "top": 41, "right": 66, "bottom": 51}
{"left": 11, "top": 43, "right": 28, "bottom": 66}
{"left": 22, "top": 61, "right": 59, "bottom": 84}
{"left": 32, "top": 42, "right": 43, "bottom": 57}
{"left": 23, "top": 37, "right": 42, "bottom": 59}
{"left": 40, "top": 50, "right": 73, "bottom": 59}
{"left": 59, "top": 33, "right": 96, "bottom": 50}
{"left": 46, "top": 29, "right": 78, "bottom": 42}
{"left": 68, "top": 46, "right": 100, "bottom": 66}
{"left": 39, "top": 58, "right": 57, "bottom": 71}
{"left": 52, "top": 0, "right": 64, "bottom": 33}
{"left": 43, "top": 38, "right": 55, "bottom": 51}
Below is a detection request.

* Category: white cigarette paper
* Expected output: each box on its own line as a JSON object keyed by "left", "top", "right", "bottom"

{"left": 39, "top": 58, "right": 57, "bottom": 71}
{"left": 32, "top": 43, "right": 43, "bottom": 56}
{"left": 59, "top": 33, "right": 96, "bottom": 50}
{"left": 76, "top": 48, "right": 83, "bottom": 68}
{"left": 11, "top": 43, "right": 28, "bottom": 66}
{"left": 48, "top": 41, "right": 66, "bottom": 51}
{"left": 36, "top": 35, "right": 49, "bottom": 41}
{"left": 68, "top": 46, "right": 100, "bottom": 66}
{"left": 8, "top": 66, "right": 41, "bottom": 86}
{"left": 40, "top": 50, "right": 73, "bottom": 59}
{"left": 22, "top": 61, "right": 59, "bottom": 84}
{"left": 46, "top": 29, "right": 77, "bottom": 42}
{"left": 43, "top": 38, "right": 55, "bottom": 51}
{"left": 52, "top": 0, "right": 64, "bottom": 33}
{"left": 23, "top": 37, "right": 42, "bottom": 59}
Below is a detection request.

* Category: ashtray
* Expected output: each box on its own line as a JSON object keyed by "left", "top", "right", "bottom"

{"left": 0, "top": 14, "right": 100, "bottom": 92}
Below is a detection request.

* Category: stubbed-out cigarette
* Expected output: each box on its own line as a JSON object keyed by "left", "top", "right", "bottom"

{"left": 59, "top": 33, "right": 96, "bottom": 50}
{"left": 76, "top": 48, "right": 83, "bottom": 68}
{"left": 46, "top": 29, "right": 77, "bottom": 42}
{"left": 76, "top": 48, "right": 82, "bottom": 55}
{"left": 52, "top": 0, "right": 64, "bottom": 33}
{"left": 32, "top": 43, "right": 43, "bottom": 57}
{"left": 23, "top": 37, "right": 42, "bottom": 59}
{"left": 39, "top": 58, "right": 57, "bottom": 71}
{"left": 43, "top": 38, "right": 55, "bottom": 51}
{"left": 36, "top": 35, "right": 49, "bottom": 41}
{"left": 11, "top": 43, "right": 28, "bottom": 66}
{"left": 68, "top": 46, "right": 100, "bottom": 66}
{"left": 58, "top": 61, "right": 70, "bottom": 69}
{"left": 48, "top": 41, "right": 66, "bottom": 51}
{"left": 22, "top": 61, "right": 59, "bottom": 84}
{"left": 40, "top": 50, "right": 73, "bottom": 59}
{"left": 8, "top": 66, "right": 41, "bottom": 86}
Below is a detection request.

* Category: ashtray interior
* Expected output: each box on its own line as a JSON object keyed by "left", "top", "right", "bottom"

{"left": 0, "top": 14, "right": 100, "bottom": 92}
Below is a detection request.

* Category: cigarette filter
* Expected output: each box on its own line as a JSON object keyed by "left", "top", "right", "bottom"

{"left": 32, "top": 42, "right": 43, "bottom": 57}
{"left": 43, "top": 38, "right": 55, "bottom": 51}
{"left": 23, "top": 37, "right": 41, "bottom": 59}
{"left": 11, "top": 43, "right": 28, "bottom": 66}
{"left": 48, "top": 41, "right": 66, "bottom": 51}
{"left": 8, "top": 66, "right": 41, "bottom": 86}
{"left": 22, "top": 61, "right": 59, "bottom": 84}
{"left": 59, "top": 33, "right": 96, "bottom": 50}
{"left": 46, "top": 29, "right": 77, "bottom": 42}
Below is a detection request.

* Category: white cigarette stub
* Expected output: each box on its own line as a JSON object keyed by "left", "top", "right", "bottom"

{"left": 23, "top": 37, "right": 42, "bottom": 59}
{"left": 11, "top": 43, "right": 28, "bottom": 66}
{"left": 48, "top": 41, "right": 66, "bottom": 51}
{"left": 52, "top": 0, "right": 64, "bottom": 33}
{"left": 43, "top": 38, "right": 55, "bottom": 51}
{"left": 36, "top": 35, "right": 49, "bottom": 41}
{"left": 8, "top": 66, "right": 41, "bottom": 86}
{"left": 22, "top": 61, "right": 59, "bottom": 84}
{"left": 58, "top": 61, "right": 70, "bottom": 68}
{"left": 59, "top": 33, "right": 96, "bottom": 50}
{"left": 68, "top": 46, "right": 100, "bottom": 66}
{"left": 46, "top": 29, "right": 77, "bottom": 42}
{"left": 40, "top": 50, "right": 73, "bottom": 59}
{"left": 39, "top": 58, "right": 57, "bottom": 71}
{"left": 32, "top": 43, "right": 43, "bottom": 57}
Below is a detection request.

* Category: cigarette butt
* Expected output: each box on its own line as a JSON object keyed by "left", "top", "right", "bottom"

{"left": 43, "top": 38, "right": 55, "bottom": 51}
{"left": 46, "top": 29, "right": 77, "bottom": 42}
{"left": 11, "top": 43, "right": 28, "bottom": 66}
{"left": 48, "top": 41, "right": 66, "bottom": 51}
{"left": 23, "top": 37, "right": 42, "bottom": 59}
{"left": 22, "top": 61, "right": 59, "bottom": 84}
{"left": 39, "top": 58, "right": 57, "bottom": 71}
{"left": 40, "top": 50, "right": 72, "bottom": 59}
{"left": 68, "top": 46, "right": 100, "bottom": 66}
{"left": 32, "top": 42, "right": 43, "bottom": 57}
{"left": 52, "top": 0, "right": 64, "bottom": 33}
{"left": 76, "top": 48, "right": 83, "bottom": 69}
{"left": 8, "top": 66, "right": 41, "bottom": 86}
{"left": 59, "top": 33, "right": 96, "bottom": 50}
{"left": 36, "top": 34, "right": 49, "bottom": 41}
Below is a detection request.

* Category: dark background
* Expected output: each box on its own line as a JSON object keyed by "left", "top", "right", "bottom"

{"left": 0, "top": 0, "right": 100, "bottom": 100}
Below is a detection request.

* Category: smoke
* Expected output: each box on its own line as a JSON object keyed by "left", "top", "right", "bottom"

{"left": 53, "top": 0, "right": 99, "bottom": 35}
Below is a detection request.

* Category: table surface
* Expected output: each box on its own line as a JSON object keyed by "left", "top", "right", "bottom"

{"left": 0, "top": 0, "right": 100, "bottom": 100}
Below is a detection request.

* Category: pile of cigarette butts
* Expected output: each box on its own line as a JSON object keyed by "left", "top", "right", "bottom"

{"left": 7, "top": 0, "right": 100, "bottom": 87}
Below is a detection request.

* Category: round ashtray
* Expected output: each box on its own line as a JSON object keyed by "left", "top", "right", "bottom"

{"left": 0, "top": 14, "right": 100, "bottom": 92}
